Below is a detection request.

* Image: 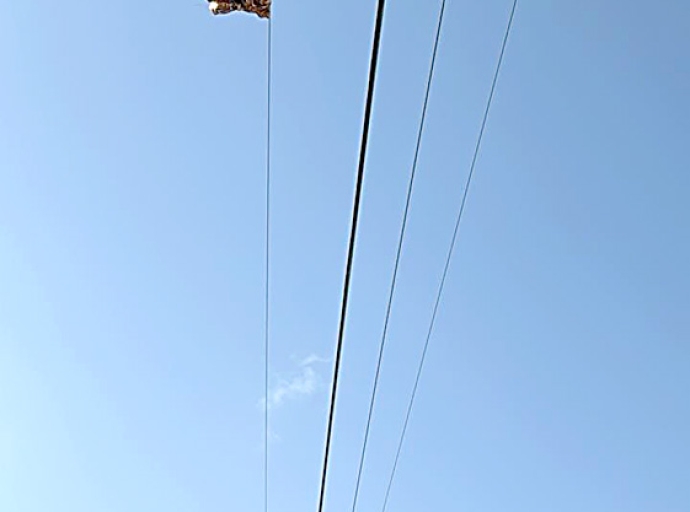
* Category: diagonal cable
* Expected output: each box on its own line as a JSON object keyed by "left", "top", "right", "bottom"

{"left": 316, "top": 2, "right": 388, "bottom": 512}
{"left": 381, "top": 2, "right": 518, "bottom": 510}
{"left": 349, "top": 2, "right": 448, "bottom": 512}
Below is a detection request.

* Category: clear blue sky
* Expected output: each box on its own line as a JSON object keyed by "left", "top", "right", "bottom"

{"left": 1, "top": 1, "right": 688, "bottom": 511}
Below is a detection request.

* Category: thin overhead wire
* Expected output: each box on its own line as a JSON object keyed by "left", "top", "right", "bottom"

{"left": 381, "top": 2, "right": 518, "bottom": 510}
{"left": 316, "top": 2, "right": 388, "bottom": 512}
{"left": 349, "top": 2, "right": 448, "bottom": 512}
{"left": 264, "top": 16, "right": 272, "bottom": 512}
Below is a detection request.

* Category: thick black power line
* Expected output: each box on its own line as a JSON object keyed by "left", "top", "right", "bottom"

{"left": 316, "top": 2, "right": 388, "bottom": 512}
{"left": 264, "top": 16, "right": 272, "bottom": 512}
{"left": 381, "top": 2, "right": 518, "bottom": 510}
{"left": 349, "top": 2, "right": 448, "bottom": 512}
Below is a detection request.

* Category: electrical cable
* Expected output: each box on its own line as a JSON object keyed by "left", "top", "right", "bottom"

{"left": 316, "top": 2, "right": 389, "bottom": 512}
{"left": 349, "top": 2, "right": 448, "bottom": 512}
{"left": 381, "top": 3, "right": 518, "bottom": 510}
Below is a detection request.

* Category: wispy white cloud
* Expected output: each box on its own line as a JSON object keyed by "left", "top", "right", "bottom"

{"left": 270, "top": 366, "right": 317, "bottom": 407}
{"left": 259, "top": 354, "right": 329, "bottom": 411}
{"left": 299, "top": 354, "right": 331, "bottom": 367}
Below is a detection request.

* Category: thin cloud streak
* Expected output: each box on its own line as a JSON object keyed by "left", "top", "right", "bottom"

{"left": 260, "top": 354, "right": 329, "bottom": 411}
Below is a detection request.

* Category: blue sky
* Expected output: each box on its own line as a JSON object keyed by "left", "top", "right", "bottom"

{"left": 1, "top": 1, "right": 688, "bottom": 511}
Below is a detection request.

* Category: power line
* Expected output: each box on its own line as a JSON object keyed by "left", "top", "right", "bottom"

{"left": 316, "top": 2, "right": 388, "bottom": 512}
{"left": 264, "top": 16, "right": 272, "bottom": 512}
{"left": 381, "top": 2, "right": 518, "bottom": 510}
{"left": 349, "top": 2, "right": 448, "bottom": 512}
